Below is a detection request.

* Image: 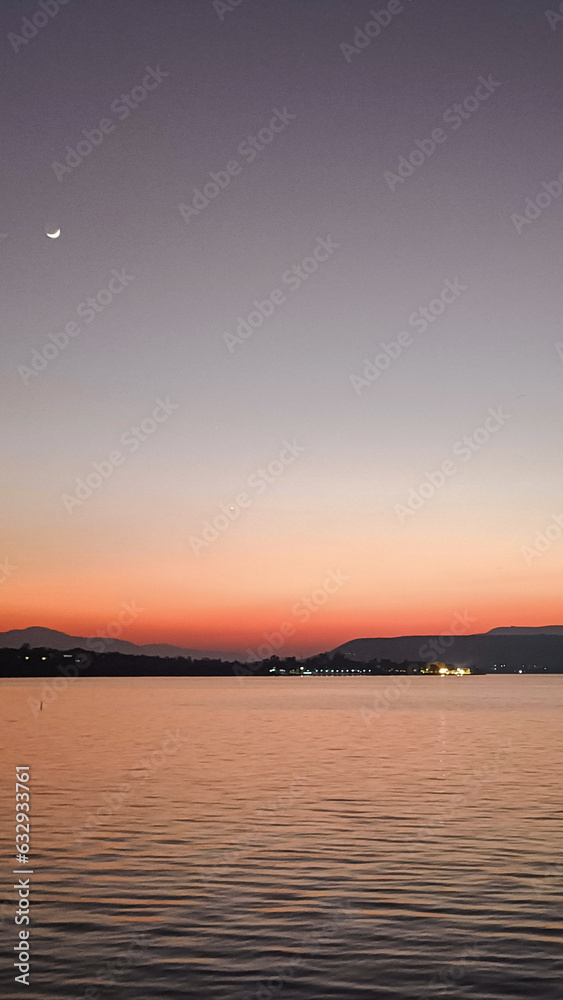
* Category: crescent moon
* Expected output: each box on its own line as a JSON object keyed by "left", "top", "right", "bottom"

{"left": 46, "top": 229, "right": 61, "bottom": 239}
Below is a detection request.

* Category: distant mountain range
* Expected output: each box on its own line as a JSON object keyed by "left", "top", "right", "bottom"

{"left": 332, "top": 626, "right": 563, "bottom": 671}
{"left": 486, "top": 625, "right": 563, "bottom": 635}
{"left": 0, "top": 627, "right": 239, "bottom": 661}
{"left": 2, "top": 625, "right": 563, "bottom": 671}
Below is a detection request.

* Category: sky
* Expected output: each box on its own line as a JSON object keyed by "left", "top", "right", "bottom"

{"left": 1, "top": 0, "right": 563, "bottom": 657}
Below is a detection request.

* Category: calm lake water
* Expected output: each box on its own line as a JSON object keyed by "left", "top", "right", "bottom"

{"left": 1, "top": 676, "right": 562, "bottom": 1000}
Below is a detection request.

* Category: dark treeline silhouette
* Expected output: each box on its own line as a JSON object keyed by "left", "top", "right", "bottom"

{"left": 0, "top": 645, "right": 260, "bottom": 678}
{"left": 0, "top": 645, "right": 472, "bottom": 678}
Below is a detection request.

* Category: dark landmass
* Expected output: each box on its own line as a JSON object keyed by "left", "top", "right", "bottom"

{"left": 1, "top": 644, "right": 553, "bottom": 680}
{"left": 1, "top": 646, "right": 439, "bottom": 678}
{"left": 4, "top": 625, "right": 563, "bottom": 671}
{"left": 0, "top": 626, "right": 238, "bottom": 661}
{"left": 2, "top": 624, "right": 563, "bottom": 677}
{"left": 486, "top": 625, "right": 563, "bottom": 635}
{"left": 332, "top": 632, "right": 563, "bottom": 672}
{"left": 0, "top": 645, "right": 264, "bottom": 678}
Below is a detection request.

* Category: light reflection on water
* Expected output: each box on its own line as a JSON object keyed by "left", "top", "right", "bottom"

{"left": 0, "top": 676, "right": 562, "bottom": 999}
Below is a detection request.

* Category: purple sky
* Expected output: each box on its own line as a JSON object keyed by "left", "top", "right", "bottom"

{"left": 1, "top": 0, "right": 563, "bottom": 653}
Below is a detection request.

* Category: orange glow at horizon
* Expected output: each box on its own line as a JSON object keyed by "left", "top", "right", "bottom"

{"left": 3, "top": 458, "right": 563, "bottom": 655}
{"left": 2, "top": 531, "right": 562, "bottom": 654}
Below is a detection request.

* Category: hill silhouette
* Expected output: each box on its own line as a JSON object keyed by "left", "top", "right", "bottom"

{"left": 332, "top": 628, "right": 563, "bottom": 671}
{"left": 0, "top": 627, "right": 238, "bottom": 661}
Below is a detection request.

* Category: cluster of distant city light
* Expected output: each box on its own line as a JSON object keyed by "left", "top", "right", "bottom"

{"left": 270, "top": 662, "right": 474, "bottom": 676}
{"left": 423, "top": 665, "right": 471, "bottom": 676}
